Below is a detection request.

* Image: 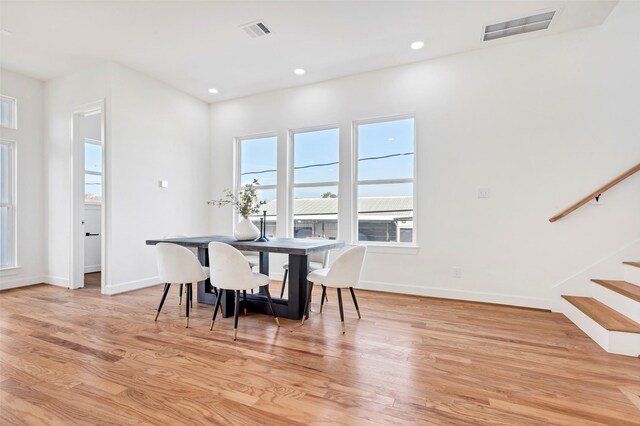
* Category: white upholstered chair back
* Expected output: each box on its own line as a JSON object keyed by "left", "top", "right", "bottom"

{"left": 208, "top": 242, "right": 257, "bottom": 291}
{"left": 324, "top": 245, "right": 366, "bottom": 288}
{"left": 155, "top": 243, "right": 208, "bottom": 284}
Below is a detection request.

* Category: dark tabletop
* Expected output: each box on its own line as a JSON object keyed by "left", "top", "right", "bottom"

{"left": 145, "top": 235, "right": 345, "bottom": 255}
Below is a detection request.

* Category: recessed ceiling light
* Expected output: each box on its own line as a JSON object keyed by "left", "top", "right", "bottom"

{"left": 410, "top": 41, "right": 424, "bottom": 50}
{"left": 208, "top": 88, "right": 219, "bottom": 94}
{"left": 294, "top": 68, "right": 306, "bottom": 76}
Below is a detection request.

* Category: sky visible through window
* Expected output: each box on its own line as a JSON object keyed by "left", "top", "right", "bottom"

{"left": 85, "top": 143, "right": 102, "bottom": 173}
{"left": 241, "top": 119, "right": 414, "bottom": 202}
{"left": 84, "top": 141, "right": 102, "bottom": 202}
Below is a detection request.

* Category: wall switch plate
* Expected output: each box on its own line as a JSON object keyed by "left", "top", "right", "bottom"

{"left": 478, "top": 188, "right": 491, "bottom": 199}
{"left": 453, "top": 267, "right": 462, "bottom": 278}
{"left": 159, "top": 180, "right": 169, "bottom": 188}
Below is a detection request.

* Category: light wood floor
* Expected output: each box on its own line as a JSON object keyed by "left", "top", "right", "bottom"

{"left": 0, "top": 281, "right": 639, "bottom": 425}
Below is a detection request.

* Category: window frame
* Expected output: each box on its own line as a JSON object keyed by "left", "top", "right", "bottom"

{"left": 0, "top": 95, "right": 18, "bottom": 129}
{"left": 234, "top": 133, "right": 279, "bottom": 234}
{"left": 352, "top": 114, "right": 417, "bottom": 246}
{"left": 0, "top": 139, "right": 17, "bottom": 269}
{"left": 288, "top": 124, "right": 341, "bottom": 239}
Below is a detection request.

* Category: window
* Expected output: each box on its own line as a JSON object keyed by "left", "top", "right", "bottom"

{"left": 84, "top": 138, "right": 103, "bottom": 203}
{"left": 355, "top": 117, "right": 415, "bottom": 244}
{"left": 291, "top": 128, "right": 339, "bottom": 239}
{"left": 0, "top": 140, "right": 16, "bottom": 267}
{"left": 238, "top": 135, "right": 277, "bottom": 237}
{"left": 0, "top": 95, "right": 17, "bottom": 129}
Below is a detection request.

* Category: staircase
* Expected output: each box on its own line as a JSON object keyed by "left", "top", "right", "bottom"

{"left": 561, "top": 261, "right": 640, "bottom": 357}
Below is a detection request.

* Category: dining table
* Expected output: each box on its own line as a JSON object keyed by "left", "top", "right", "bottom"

{"left": 145, "top": 235, "right": 345, "bottom": 320}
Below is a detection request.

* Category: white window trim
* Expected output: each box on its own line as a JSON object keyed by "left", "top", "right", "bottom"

{"left": 234, "top": 133, "right": 279, "bottom": 232}
{"left": 0, "top": 139, "right": 17, "bottom": 269}
{"left": 288, "top": 125, "right": 341, "bottom": 238}
{"left": 352, "top": 113, "right": 418, "bottom": 247}
{"left": 0, "top": 95, "right": 17, "bottom": 130}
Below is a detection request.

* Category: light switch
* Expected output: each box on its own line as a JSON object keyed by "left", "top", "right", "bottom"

{"left": 478, "top": 188, "right": 491, "bottom": 199}
{"left": 159, "top": 180, "right": 169, "bottom": 188}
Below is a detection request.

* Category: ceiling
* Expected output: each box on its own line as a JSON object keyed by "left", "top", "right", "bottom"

{"left": 0, "top": 1, "right": 618, "bottom": 103}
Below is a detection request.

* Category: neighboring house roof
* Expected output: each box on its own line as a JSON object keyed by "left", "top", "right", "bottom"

{"left": 258, "top": 196, "right": 413, "bottom": 218}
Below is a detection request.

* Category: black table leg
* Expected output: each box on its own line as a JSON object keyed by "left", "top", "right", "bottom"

{"left": 287, "top": 254, "right": 309, "bottom": 320}
{"left": 197, "top": 247, "right": 216, "bottom": 304}
{"left": 259, "top": 251, "right": 269, "bottom": 276}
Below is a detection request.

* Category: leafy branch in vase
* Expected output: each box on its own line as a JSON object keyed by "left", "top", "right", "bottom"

{"left": 207, "top": 179, "right": 266, "bottom": 218}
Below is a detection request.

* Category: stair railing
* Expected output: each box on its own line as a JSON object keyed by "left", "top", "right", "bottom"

{"left": 549, "top": 162, "right": 640, "bottom": 223}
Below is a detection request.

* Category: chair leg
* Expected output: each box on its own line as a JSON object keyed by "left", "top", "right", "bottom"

{"left": 320, "top": 285, "right": 327, "bottom": 313}
{"left": 155, "top": 283, "right": 171, "bottom": 321}
{"left": 233, "top": 290, "right": 240, "bottom": 340}
{"left": 337, "top": 288, "right": 345, "bottom": 334}
{"left": 185, "top": 283, "right": 191, "bottom": 328}
{"left": 262, "top": 285, "right": 280, "bottom": 327}
{"left": 300, "top": 282, "right": 313, "bottom": 325}
{"left": 190, "top": 283, "right": 194, "bottom": 309}
{"left": 349, "top": 287, "right": 361, "bottom": 319}
{"left": 210, "top": 289, "right": 223, "bottom": 331}
{"left": 280, "top": 269, "right": 288, "bottom": 298}
{"left": 243, "top": 290, "right": 247, "bottom": 315}
{"left": 179, "top": 283, "right": 183, "bottom": 306}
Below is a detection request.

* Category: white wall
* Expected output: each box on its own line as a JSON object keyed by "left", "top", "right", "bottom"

{"left": 44, "top": 64, "right": 112, "bottom": 287}
{"left": 0, "top": 69, "right": 45, "bottom": 289}
{"left": 44, "top": 63, "right": 209, "bottom": 293}
{"left": 107, "top": 63, "right": 209, "bottom": 293}
{"left": 209, "top": 1, "right": 640, "bottom": 309}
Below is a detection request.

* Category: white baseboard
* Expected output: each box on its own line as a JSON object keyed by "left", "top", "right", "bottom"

{"left": 358, "top": 280, "right": 550, "bottom": 310}
{"left": 0, "top": 275, "right": 46, "bottom": 291}
{"left": 45, "top": 276, "right": 70, "bottom": 288}
{"left": 104, "top": 276, "right": 161, "bottom": 295}
{"left": 84, "top": 265, "right": 101, "bottom": 274}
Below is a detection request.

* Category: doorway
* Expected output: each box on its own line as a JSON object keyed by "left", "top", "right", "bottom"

{"left": 71, "top": 101, "right": 106, "bottom": 291}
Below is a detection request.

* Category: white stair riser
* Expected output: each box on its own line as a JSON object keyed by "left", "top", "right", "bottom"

{"left": 562, "top": 298, "right": 640, "bottom": 357}
{"left": 623, "top": 264, "right": 640, "bottom": 286}
{"left": 591, "top": 282, "right": 640, "bottom": 323}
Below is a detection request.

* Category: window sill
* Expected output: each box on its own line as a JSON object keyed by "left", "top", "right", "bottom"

{"left": 0, "top": 265, "right": 22, "bottom": 276}
{"left": 359, "top": 244, "right": 420, "bottom": 255}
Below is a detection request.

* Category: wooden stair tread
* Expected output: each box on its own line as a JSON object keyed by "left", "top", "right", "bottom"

{"left": 591, "top": 279, "right": 640, "bottom": 303}
{"left": 623, "top": 261, "right": 640, "bottom": 268}
{"left": 562, "top": 296, "right": 640, "bottom": 333}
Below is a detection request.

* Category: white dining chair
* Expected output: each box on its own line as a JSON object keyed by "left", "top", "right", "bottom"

{"left": 241, "top": 251, "right": 260, "bottom": 270}
{"left": 163, "top": 233, "right": 195, "bottom": 306}
{"left": 303, "top": 245, "right": 366, "bottom": 333}
{"left": 155, "top": 243, "right": 210, "bottom": 328}
{"left": 207, "top": 242, "right": 280, "bottom": 341}
{"left": 280, "top": 239, "right": 330, "bottom": 299}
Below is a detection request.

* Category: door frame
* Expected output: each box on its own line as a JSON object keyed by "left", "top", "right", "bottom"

{"left": 70, "top": 99, "right": 108, "bottom": 292}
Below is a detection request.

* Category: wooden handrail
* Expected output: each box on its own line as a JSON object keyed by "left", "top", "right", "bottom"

{"left": 549, "top": 162, "right": 640, "bottom": 223}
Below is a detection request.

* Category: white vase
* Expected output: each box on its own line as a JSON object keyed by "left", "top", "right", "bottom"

{"left": 234, "top": 217, "right": 260, "bottom": 241}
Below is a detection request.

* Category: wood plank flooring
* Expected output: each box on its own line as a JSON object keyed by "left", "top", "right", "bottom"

{"left": 1, "top": 280, "right": 639, "bottom": 425}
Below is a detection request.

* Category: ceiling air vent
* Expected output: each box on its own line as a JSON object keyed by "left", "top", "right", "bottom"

{"left": 240, "top": 20, "right": 271, "bottom": 38}
{"left": 483, "top": 10, "right": 556, "bottom": 41}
